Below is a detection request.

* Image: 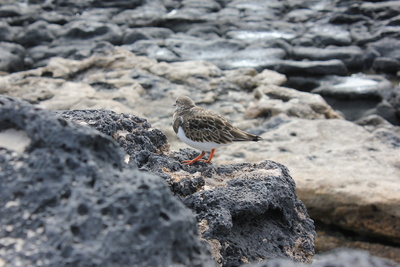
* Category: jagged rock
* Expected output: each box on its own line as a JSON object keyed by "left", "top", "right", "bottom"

{"left": 54, "top": 105, "right": 316, "bottom": 267}
{"left": 0, "top": 95, "right": 215, "bottom": 267}
{"left": 181, "top": 160, "right": 316, "bottom": 266}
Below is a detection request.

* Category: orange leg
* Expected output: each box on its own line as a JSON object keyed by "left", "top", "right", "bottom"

{"left": 182, "top": 151, "right": 206, "bottom": 165}
{"left": 201, "top": 148, "right": 216, "bottom": 164}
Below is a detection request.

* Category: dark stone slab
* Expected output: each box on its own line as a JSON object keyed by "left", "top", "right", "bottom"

{"left": 0, "top": 95, "right": 215, "bottom": 267}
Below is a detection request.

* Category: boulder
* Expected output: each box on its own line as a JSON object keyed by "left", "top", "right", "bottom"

{"left": 0, "top": 95, "right": 214, "bottom": 267}
{"left": 55, "top": 108, "right": 316, "bottom": 267}
{"left": 217, "top": 116, "right": 400, "bottom": 245}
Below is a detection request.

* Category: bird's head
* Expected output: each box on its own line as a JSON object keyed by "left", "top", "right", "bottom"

{"left": 174, "top": 96, "right": 196, "bottom": 112}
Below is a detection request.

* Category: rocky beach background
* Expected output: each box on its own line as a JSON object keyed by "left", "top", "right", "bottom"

{"left": 0, "top": 0, "right": 399, "bottom": 266}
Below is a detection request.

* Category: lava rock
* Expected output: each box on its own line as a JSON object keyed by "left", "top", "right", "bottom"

{"left": 52, "top": 101, "right": 316, "bottom": 267}
{"left": 182, "top": 161, "right": 316, "bottom": 266}
{"left": 0, "top": 95, "right": 214, "bottom": 267}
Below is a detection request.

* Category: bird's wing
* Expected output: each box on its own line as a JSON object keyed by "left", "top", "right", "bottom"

{"left": 181, "top": 111, "right": 235, "bottom": 144}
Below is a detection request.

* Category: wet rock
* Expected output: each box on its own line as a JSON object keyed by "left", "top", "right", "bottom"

{"left": 0, "top": 95, "right": 214, "bottom": 267}
{"left": 301, "top": 24, "right": 352, "bottom": 46}
{"left": 216, "top": 47, "right": 286, "bottom": 71}
{"left": 274, "top": 59, "right": 348, "bottom": 76}
{"left": 311, "top": 74, "right": 398, "bottom": 123}
{"left": 291, "top": 46, "right": 364, "bottom": 70}
{"left": 312, "top": 74, "right": 392, "bottom": 100}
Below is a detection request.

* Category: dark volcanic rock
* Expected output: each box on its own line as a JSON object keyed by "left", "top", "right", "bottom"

{"left": 54, "top": 104, "right": 316, "bottom": 267}
{"left": 0, "top": 96, "right": 214, "bottom": 267}
{"left": 181, "top": 161, "right": 316, "bottom": 266}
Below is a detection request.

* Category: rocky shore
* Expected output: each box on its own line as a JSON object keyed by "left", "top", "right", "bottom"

{"left": 0, "top": 0, "right": 399, "bottom": 266}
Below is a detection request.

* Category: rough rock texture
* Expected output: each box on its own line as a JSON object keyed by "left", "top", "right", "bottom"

{"left": 0, "top": 95, "right": 214, "bottom": 267}
{"left": 56, "top": 107, "right": 316, "bottom": 267}
{"left": 244, "top": 249, "right": 400, "bottom": 267}
{"left": 217, "top": 116, "right": 400, "bottom": 244}
{"left": 1, "top": 0, "right": 400, "bottom": 264}
{"left": 181, "top": 161, "right": 315, "bottom": 266}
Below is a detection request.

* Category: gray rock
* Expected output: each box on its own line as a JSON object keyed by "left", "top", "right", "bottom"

{"left": 368, "top": 37, "right": 400, "bottom": 60}
{"left": 312, "top": 74, "right": 392, "bottom": 100}
{"left": 291, "top": 46, "right": 364, "bottom": 70}
{"left": 122, "top": 27, "right": 174, "bottom": 44}
{"left": 112, "top": 4, "right": 167, "bottom": 27}
{"left": 0, "top": 41, "right": 25, "bottom": 72}
{"left": 244, "top": 249, "right": 400, "bottom": 267}
{"left": 215, "top": 47, "right": 286, "bottom": 71}
{"left": 15, "top": 20, "right": 58, "bottom": 47}
{"left": 274, "top": 59, "right": 348, "bottom": 76}
{"left": 53, "top": 104, "right": 316, "bottom": 267}
{"left": 181, "top": 161, "right": 316, "bottom": 266}
{"left": 0, "top": 95, "right": 215, "bottom": 267}
{"left": 59, "top": 20, "right": 123, "bottom": 45}
{"left": 303, "top": 24, "right": 352, "bottom": 46}
{"left": 0, "top": 21, "right": 16, "bottom": 42}
{"left": 372, "top": 57, "right": 400, "bottom": 74}
{"left": 27, "top": 41, "right": 115, "bottom": 67}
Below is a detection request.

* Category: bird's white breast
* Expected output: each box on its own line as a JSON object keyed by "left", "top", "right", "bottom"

{"left": 177, "top": 126, "right": 227, "bottom": 151}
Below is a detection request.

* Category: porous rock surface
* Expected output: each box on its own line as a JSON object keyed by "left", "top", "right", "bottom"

{"left": 56, "top": 108, "right": 316, "bottom": 267}
{"left": 0, "top": 95, "right": 215, "bottom": 267}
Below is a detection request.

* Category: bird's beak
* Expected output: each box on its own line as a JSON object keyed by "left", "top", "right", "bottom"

{"left": 173, "top": 103, "right": 176, "bottom": 107}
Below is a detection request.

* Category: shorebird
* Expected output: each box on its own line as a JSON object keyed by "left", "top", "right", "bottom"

{"left": 172, "top": 96, "right": 261, "bottom": 165}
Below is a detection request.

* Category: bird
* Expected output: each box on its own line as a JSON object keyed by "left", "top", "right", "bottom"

{"left": 172, "top": 96, "right": 262, "bottom": 165}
